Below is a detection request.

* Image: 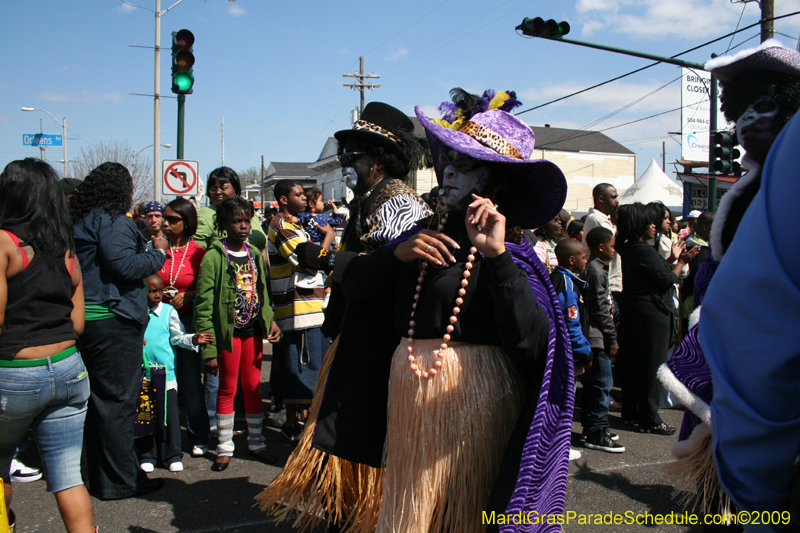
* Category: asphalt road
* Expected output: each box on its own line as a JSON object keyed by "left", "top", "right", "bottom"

{"left": 11, "top": 345, "right": 705, "bottom": 533}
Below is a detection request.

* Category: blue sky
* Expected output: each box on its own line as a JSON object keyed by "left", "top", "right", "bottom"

{"left": 3, "top": 0, "right": 799, "bottom": 195}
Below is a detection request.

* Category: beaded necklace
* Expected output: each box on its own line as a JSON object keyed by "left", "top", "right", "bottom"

{"left": 162, "top": 240, "right": 190, "bottom": 299}
{"left": 406, "top": 210, "right": 478, "bottom": 380}
{"left": 223, "top": 238, "right": 260, "bottom": 326}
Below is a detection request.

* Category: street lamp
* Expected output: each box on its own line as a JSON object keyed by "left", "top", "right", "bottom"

{"left": 132, "top": 143, "right": 171, "bottom": 182}
{"left": 21, "top": 107, "right": 68, "bottom": 178}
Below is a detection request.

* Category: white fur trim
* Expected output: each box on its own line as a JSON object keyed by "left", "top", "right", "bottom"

{"left": 705, "top": 39, "right": 788, "bottom": 71}
{"left": 688, "top": 306, "right": 702, "bottom": 330}
{"left": 709, "top": 156, "right": 761, "bottom": 261}
{"left": 657, "top": 364, "right": 711, "bottom": 424}
{"left": 672, "top": 422, "right": 712, "bottom": 459}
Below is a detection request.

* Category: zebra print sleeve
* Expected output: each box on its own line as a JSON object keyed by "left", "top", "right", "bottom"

{"left": 361, "top": 194, "right": 432, "bottom": 250}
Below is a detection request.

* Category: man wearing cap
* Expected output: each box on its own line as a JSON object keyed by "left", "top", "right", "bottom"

{"left": 142, "top": 201, "right": 166, "bottom": 243}
{"left": 679, "top": 209, "right": 702, "bottom": 240}
{"left": 257, "top": 102, "right": 431, "bottom": 531}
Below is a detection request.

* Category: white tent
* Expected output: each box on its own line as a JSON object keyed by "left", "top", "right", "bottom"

{"left": 618, "top": 159, "right": 684, "bottom": 212}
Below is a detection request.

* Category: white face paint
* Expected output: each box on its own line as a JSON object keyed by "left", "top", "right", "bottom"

{"left": 342, "top": 167, "right": 359, "bottom": 190}
{"left": 736, "top": 96, "right": 781, "bottom": 160}
{"left": 438, "top": 149, "right": 490, "bottom": 212}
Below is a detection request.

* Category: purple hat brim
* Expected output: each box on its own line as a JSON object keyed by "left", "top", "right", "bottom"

{"left": 415, "top": 107, "right": 566, "bottom": 229}
{"left": 706, "top": 40, "right": 800, "bottom": 82}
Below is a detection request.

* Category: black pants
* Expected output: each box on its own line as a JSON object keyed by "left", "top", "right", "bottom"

{"left": 137, "top": 389, "right": 181, "bottom": 466}
{"left": 81, "top": 315, "right": 148, "bottom": 499}
{"left": 619, "top": 300, "right": 671, "bottom": 428}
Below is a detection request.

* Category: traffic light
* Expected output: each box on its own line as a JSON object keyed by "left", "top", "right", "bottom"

{"left": 710, "top": 130, "right": 741, "bottom": 175}
{"left": 171, "top": 29, "right": 195, "bottom": 95}
{"left": 516, "top": 17, "right": 571, "bottom": 38}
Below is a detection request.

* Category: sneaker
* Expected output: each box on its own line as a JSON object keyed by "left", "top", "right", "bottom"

{"left": 280, "top": 422, "right": 303, "bottom": 444}
{"left": 140, "top": 462, "right": 155, "bottom": 473}
{"left": 191, "top": 445, "right": 208, "bottom": 457}
{"left": 638, "top": 423, "right": 676, "bottom": 435}
{"left": 210, "top": 425, "right": 219, "bottom": 437}
{"left": 603, "top": 428, "right": 620, "bottom": 441}
{"left": 10, "top": 458, "right": 42, "bottom": 483}
{"left": 168, "top": 462, "right": 184, "bottom": 472}
{"left": 568, "top": 448, "right": 582, "bottom": 461}
{"left": 584, "top": 431, "right": 625, "bottom": 453}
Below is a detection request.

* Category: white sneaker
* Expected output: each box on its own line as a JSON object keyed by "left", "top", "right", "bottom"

{"left": 10, "top": 458, "right": 42, "bottom": 483}
{"left": 569, "top": 448, "right": 582, "bottom": 461}
{"left": 140, "top": 462, "right": 155, "bottom": 473}
{"left": 191, "top": 445, "right": 208, "bottom": 457}
{"left": 168, "top": 462, "right": 184, "bottom": 472}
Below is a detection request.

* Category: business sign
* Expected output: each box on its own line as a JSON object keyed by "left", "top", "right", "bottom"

{"left": 162, "top": 159, "right": 199, "bottom": 196}
{"left": 690, "top": 185, "right": 726, "bottom": 210}
{"left": 22, "top": 133, "right": 62, "bottom": 147}
{"left": 681, "top": 68, "right": 729, "bottom": 162}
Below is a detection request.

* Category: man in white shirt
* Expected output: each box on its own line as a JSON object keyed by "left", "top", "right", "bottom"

{"left": 583, "top": 184, "right": 621, "bottom": 294}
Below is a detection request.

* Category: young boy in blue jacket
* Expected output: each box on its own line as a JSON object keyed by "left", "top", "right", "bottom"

{"left": 550, "top": 239, "right": 592, "bottom": 461}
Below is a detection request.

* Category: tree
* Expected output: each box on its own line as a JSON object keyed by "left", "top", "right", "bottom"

{"left": 236, "top": 165, "right": 261, "bottom": 187}
{"left": 70, "top": 140, "right": 154, "bottom": 207}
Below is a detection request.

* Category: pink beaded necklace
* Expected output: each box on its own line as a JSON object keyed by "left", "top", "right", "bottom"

{"left": 406, "top": 211, "right": 478, "bottom": 380}
{"left": 223, "top": 238, "right": 260, "bottom": 326}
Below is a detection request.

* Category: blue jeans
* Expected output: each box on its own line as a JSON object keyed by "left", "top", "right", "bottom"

{"left": 580, "top": 348, "right": 613, "bottom": 434}
{"left": 175, "top": 345, "right": 211, "bottom": 446}
{"left": 0, "top": 351, "right": 89, "bottom": 493}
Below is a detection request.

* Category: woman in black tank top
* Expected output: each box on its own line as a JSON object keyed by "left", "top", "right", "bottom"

{"left": 0, "top": 158, "right": 95, "bottom": 532}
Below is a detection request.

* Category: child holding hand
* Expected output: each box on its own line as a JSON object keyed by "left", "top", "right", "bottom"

{"left": 138, "top": 274, "right": 214, "bottom": 473}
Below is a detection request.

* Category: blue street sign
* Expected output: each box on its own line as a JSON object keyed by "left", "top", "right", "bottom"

{"left": 22, "top": 133, "right": 62, "bottom": 147}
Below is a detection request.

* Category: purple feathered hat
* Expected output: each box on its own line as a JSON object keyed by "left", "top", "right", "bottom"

{"left": 415, "top": 94, "right": 566, "bottom": 229}
{"left": 706, "top": 38, "right": 800, "bottom": 82}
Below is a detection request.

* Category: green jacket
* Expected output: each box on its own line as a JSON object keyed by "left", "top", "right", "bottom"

{"left": 194, "top": 205, "right": 267, "bottom": 251}
{"left": 193, "top": 240, "right": 274, "bottom": 359}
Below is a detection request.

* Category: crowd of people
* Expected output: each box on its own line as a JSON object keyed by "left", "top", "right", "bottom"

{"left": 2, "top": 39, "right": 800, "bottom": 533}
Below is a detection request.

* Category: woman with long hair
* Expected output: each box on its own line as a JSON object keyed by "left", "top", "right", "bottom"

{"left": 156, "top": 198, "right": 211, "bottom": 457}
{"left": 71, "top": 162, "right": 167, "bottom": 500}
{"left": 0, "top": 158, "right": 95, "bottom": 532}
{"left": 616, "top": 202, "right": 696, "bottom": 435}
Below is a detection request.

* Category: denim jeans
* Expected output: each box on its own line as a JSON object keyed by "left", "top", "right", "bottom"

{"left": 175, "top": 345, "right": 211, "bottom": 446}
{"left": 204, "top": 371, "right": 219, "bottom": 427}
{"left": 580, "top": 348, "right": 613, "bottom": 434}
{"left": 0, "top": 351, "right": 89, "bottom": 493}
{"left": 80, "top": 315, "right": 149, "bottom": 499}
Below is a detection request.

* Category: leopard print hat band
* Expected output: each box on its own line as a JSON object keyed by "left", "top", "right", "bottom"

{"left": 353, "top": 119, "right": 402, "bottom": 145}
{"left": 457, "top": 121, "right": 523, "bottom": 160}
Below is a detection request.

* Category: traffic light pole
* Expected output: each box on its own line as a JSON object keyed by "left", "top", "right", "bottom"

{"left": 177, "top": 94, "right": 185, "bottom": 160}
{"left": 709, "top": 77, "right": 718, "bottom": 212}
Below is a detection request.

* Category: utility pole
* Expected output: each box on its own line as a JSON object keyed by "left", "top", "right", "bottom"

{"left": 343, "top": 57, "right": 381, "bottom": 114}
{"left": 39, "top": 118, "right": 45, "bottom": 161}
{"left": 260, "top": 155, "right": 266, "bottom": 215}
{"left": 155, "top": 0, "right": 162, "bottom": 201}
{"left": 662, "top": 141, "right": 666, "bottom": 171}
{"left": 762, "top": 0, "right": 774, "bottom": 42}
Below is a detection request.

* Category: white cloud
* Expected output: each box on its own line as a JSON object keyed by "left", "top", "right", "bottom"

{"left": 39, "top": 91, "right": 124, "bottom": 104}
{"left": 519, "top": 79, "right": 680, "bottom": 114}
{"left": 228, "top": 5, "right": 246, "bottom": 16}
{"left": 385, "top": 45, "right": 409, "bottom": 61}
{"left": 118, "top": 2, "right": 137, "bottom": 13}
{"left": 414, "top": 105, "right": 442, "bottom": 119}
{"left": 579, "top": 0, "right": 745, "bottom": 39}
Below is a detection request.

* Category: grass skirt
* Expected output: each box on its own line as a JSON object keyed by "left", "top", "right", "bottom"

{"left": 377, "top": 339, "right": 524, "bottom": 533}
{"left": 255, "top": 336, "right": 383, "bottom": 533}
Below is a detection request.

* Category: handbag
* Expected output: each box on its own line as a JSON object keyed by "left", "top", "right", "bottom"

{"left": 134, "top": 348, "right": 167, "bottom": 438}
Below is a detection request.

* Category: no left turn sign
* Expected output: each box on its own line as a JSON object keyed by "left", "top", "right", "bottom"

{"left": 162, "top": 159, "right": 199, "bottom": 196}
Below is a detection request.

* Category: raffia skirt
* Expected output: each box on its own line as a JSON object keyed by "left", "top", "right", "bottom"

{"left": 377, "top": 338, "right": 525, "bottom": 533}
{"left": 255, "top": 336, "right": 384, "bottom": 533}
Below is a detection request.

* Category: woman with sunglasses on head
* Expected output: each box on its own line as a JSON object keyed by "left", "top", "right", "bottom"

{"left": 194, "top": 167, "right": 267, "bottom": 252}
{"left": 158, "top": 198, "right": 211, "bottom": 458}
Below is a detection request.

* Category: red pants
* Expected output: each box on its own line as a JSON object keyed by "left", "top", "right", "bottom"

{"left": 217, "top": 335, "right": 263, "bottom": 415}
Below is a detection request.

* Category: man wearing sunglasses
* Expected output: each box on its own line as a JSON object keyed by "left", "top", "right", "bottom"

{"left": 261, "top": 102, "right": 431, "bottom": 532}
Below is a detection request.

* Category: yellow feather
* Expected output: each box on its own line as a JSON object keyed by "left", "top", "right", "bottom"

{"left": 488, "top": 91, "right": 510, "bottom": 111}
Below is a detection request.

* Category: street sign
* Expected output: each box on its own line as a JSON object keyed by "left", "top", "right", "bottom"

{"left": 162, "top": 159, "right": 199, "bottom": 196}
{"left": 22, "top": 133, "right": 62, "bottom": 147}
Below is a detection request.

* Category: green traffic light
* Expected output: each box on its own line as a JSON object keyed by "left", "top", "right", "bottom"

{"left": 175, "top": 71, "right": 194, "bottom": 92}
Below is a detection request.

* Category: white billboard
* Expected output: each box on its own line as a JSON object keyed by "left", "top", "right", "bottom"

{"left": 681, "top": 68, "right": 730, "bottom": 162}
